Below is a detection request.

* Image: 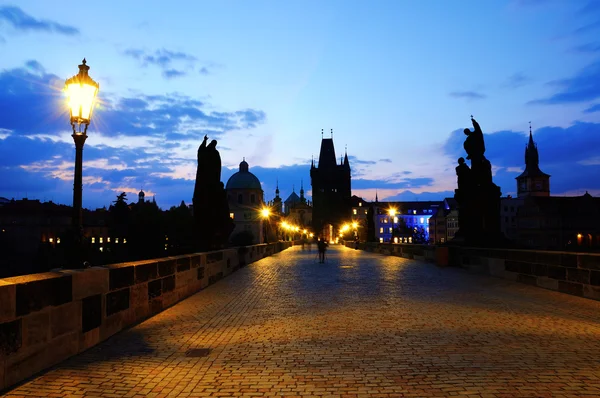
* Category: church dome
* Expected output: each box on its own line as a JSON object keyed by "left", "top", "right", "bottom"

{"left": 226, "top": 159, "right": 262, "bottom": 190}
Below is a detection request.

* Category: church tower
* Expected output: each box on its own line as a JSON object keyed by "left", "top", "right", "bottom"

{"left": 516, "top": 123, "right": 550, "bottom": 198}
{"left": 310, "top": 129, "right": 352, "bottom": 234}
{"left": 273, "top": 180, "right": 283, "bottom": 214}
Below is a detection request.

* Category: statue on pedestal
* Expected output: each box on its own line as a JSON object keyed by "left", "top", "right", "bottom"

{"left": 193, "top": 135, "right": 234, "bottom": 251}
{"left": 452, "top": 117, "right": 504, "bottom": 246}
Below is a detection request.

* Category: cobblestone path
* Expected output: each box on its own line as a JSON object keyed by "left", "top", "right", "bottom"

{"left": 4, "top": 245, "right": 600, "bottom": 397}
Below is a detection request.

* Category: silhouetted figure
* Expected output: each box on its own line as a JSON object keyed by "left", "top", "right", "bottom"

{"left": 464, "top": 117, "right": 485, "bottom": 162}
{"left": 455, "top": 157, "right": 472, "bottom": 190}
{"left": 193, "top": 136, "right": 234, "bottom": 251}
{"left": 452, "top": 117, "right": 504, "bottom": 247}
{"left": 317, "top": 238, "right": 328, "bottom": 263}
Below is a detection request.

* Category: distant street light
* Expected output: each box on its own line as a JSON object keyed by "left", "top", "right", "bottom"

{"left": 260, "top": 206, "right": 271, "bottom": 243}
{"left": 388, "top": 208, "right": 397, "bottom": 244}
{"left": 65, "top": 58, "right": 99, "bottom": 268}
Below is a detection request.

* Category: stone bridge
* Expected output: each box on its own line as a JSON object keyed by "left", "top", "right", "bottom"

{"left": 2, "top": 244, "right": 600, "bottom": 397}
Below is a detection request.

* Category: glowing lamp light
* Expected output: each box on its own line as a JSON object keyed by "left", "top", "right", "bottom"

{"left": 65, "top": 59, "right": 99, "bottom": 133}
{"left": 352, "top": 222, "right": 358, "bottom": 229}
{"left": 388, "top": 208, "right": 397, "bottom": 217}
{"left": 260, "top": 207, "right": 271, "bottom": 218}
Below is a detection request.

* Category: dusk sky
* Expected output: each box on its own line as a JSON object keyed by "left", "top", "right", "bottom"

{"left": 1, "top": 0, "right": 600, "bottom": 209}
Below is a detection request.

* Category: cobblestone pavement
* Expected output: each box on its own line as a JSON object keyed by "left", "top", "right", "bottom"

{"left": 5, "top": 245, "right": 600, "bottom": 398}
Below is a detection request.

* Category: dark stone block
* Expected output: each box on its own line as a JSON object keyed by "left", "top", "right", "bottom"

{"left": 517, "top": 274, "right": 537, "bottom": 286}
{"left": 533, "top": 263, "right": 547, "bottom": 277}
{"left": 560, "top": 254, "right": 577, "bottom": 268}
{"left": 135, "top": 262, "right": 157, "bottom": 283}
{"left": 149, "top": 299, "right": 162, "bottom": 314}
{"left": 162, "top": 276, "right": 175, "bottom": 293}
{"left": 81, "top": 294, "right": 102, "bottom": 333}
{"left": 558, "top": 281, "right": 583, "bottom": 297}
{"left": 16, "top": 275, "right": 72, "bottom": 317}
{"left": 578, "top": 255, "right": 600, "bottom": 271}
{"left": 206, "top": 252, "right": 223, "bottom": 264}
{"left": 547, "top": 266, "right": 566, "bottom": 281}
{"left": 158, "top": 259, "right": 176, "bottom": 276}
{"left": 488, "top": 249, "right": 506, "bottom": 259}
{"left": 0, "top": 318, "right": 22, "bottom": 355}
{"left": 109, "top": 267, "right": 134, "bottom": 291}
{"left": 197, "top": 267, "right": 205, "bottom": 280}
{"left": 176, "top": 257, "right": 191, "bottom": 272}
{"left": 148, "top": 280, "right": 162, "bottom": 300}
{"left": 106, "top": 288, "right": 130, "bottom": 316}
{"left": 208, "top": 272, "right": 224, "bottom": 285}
{"left": 591, "top": 271, "right": 600, "bottom": 286}
{"left": 567, "top": 268, "right": 590, "bottom": 284}
{"left": 227, "top": 259, "right": 231, "bottom": 268}
{"left": 190, "top": 255, "right": 202, "bottom": 268}
{"left": 519, "top": 262, "right": 533, "bottom": 275}
{"left": 505, "top": 260, "right": 521, "bottom": 273}
{"left": 536, "top": 252, "right": 561, "bottom": 266}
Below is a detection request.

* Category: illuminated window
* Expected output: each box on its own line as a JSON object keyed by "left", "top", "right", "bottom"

{"left": 364, "top": 210, "right": 367, "bottom": 214}
{"left": 420, "top": 217, "right": 424, "bottom": 224}
{"left": 379, "top": 237, "right": 383, "bottom": 243}
{"left": 394, "top": 237, "right": 398, "bottom": 243}
{"left": 99, "top": 247, "right": 103, "bottom": 252}
{"left": 383, "top": 218, "right": 388, "bottom": 223}
{"left": 359, "top": 202, "right": 362, "bottom": 207}
{"left": 57, "top": 238, "right": 61, "bottom": 244}
{"left": 353, "top": 209, "right": 357, "bottom": 215}
{"left": 107, "top": 237, "right": 111, "bottom": 243}
{"left": 115, "top": 238, "right": 119, "bottom": 244}
{"left": 123, "top": 238, "right": 127, "bottom": 244}
{"left": 91, "top": 237, "right": 95, "bottom": 243}
{"left": 389, "top": 228, "right": 392, "bottom": 233}
{"left": 49, "top": 238, "right": 54, "bottom": 243}
{"left": 230, "top": 213, "right": 234, "bottom": 219}
{"left": 379, "top": 227, "right": 383, "bottom": 233}
{"left": 394, "top": 217, "right": 398, "bottom": 223}
{"left": 413, "top": 210, "right": 417, "bottom": 215}
{"left": 99, "top": 237, "right": 103, "bottom": 243}
{"left": 409, "top": 237, "right": 413, "bottom": 243}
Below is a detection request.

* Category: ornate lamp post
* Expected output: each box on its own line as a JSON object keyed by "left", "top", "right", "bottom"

{"left": 65, "top": 59, "right": 99, "bottom": 267}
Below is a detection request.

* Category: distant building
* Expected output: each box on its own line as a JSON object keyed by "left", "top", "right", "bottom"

{"left": 516, "top": 125, "right": 550, "bottom": 198}
{"left": 514, "top": 193, "right": 600, "bottom": 250}
{"left": 226, "top": 159, "right": 265, "bottom": 244}
{"left": 371, "top": 200, "right": 442, "bottom": 243}
{"left": 310, "top": 132, "right": 352, "bottom": 240}
{"left": 284, "top": 182, "right": 313, "bottom": 229}
{"left": 428, "top": 198, "right": 458, "bottom": 244}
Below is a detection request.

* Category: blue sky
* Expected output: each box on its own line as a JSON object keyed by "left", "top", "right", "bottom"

{"left": 1, "top": 0, "right": 600, "bottom": 209}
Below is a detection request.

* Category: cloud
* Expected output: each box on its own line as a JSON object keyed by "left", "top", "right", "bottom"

{"left": 162, "top": 69, "right": 186, "bottom": 79}
{"left": 0, "top": 62, "right": 268, "bottom": 209}
{"left": 382, "top": 190, "right": 455, "bottom": 202}
{"left": 570, "top": 42, "right": 600, "bottom": 53}
{"left": 0, "top": 62, "right": 266, "bottom": 140}
{"left": 449, "top": 91, "right": 487, "bottom": 100}
{"left": 352, "top": 177, "right": 434, "bottom": 190}
{"left": 0, "top": 6, "right": 79, "bottom": 35}
{"left": 442, "top": 121, "right": 600, "bottom": 196}
{"left": 503, "top": 72, "right": 531, "bottom": 88}
{"left": 528, "top": 61, "right": 600, "bottom": 104}
{"left": 123, "top": 48, "right": 218, "bottom": 79}
{"left": 124, "top": 48, "right": 196, "bottom": 68}
{"left": 379, "top": 158, "right": 392, "bottom": 163}
{"left": 583, "top": 103, "right": 600, "bottom": 113}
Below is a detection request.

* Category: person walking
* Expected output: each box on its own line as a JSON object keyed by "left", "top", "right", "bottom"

{"left": 317, "top": 237, "right": 328, "bottom": 263}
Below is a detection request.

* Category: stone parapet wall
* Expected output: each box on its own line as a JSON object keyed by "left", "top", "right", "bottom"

{"left": 344, "top": 242, "right": 436, "bottom": 262}
{"left": 440, "top": 246, "right": 600, "bottom": 301}
{"left": 347, "top": 241, "right": 600, "bottom": 302}
{"left": 0, "top": 242, "right": 292, "bottom": 391}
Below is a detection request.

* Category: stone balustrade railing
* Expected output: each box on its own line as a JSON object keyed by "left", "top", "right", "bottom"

{"left": 347, "top": 242, "right": 600, "bottom": 302}
{"left": 0, "top": 242, "right": 292, "bottom": 391}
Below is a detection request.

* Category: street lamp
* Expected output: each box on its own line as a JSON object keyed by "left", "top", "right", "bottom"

{"left": 260, "top": 206, "right": 271, "bottom": 243}
{"left": 388, "top": 208, "right": 397, "bottom": 244}
{"left": 65, "top": 58, "right": 99, "bottom": 267}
